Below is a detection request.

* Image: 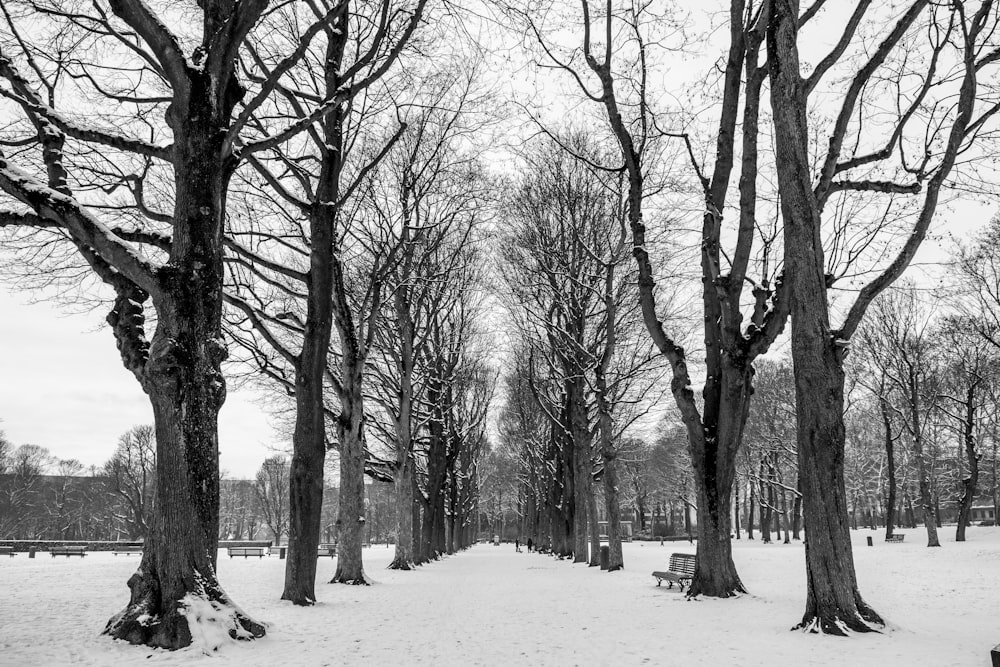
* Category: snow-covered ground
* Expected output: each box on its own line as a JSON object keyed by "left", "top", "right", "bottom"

{"left": 1, "top": 528, "right": 996, "bottom": 666}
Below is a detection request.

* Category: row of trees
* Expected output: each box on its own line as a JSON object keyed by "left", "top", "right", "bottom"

{"left": 495, "top": 0, "right": 1000, "bottom": 637}
{"left": 0, "top": 0, "right": 498, "bottom": 647}
{"left": 5, "top": 0, "right": 1000, "bottom": 651}
{"left": 492, "top": 139, "right": 665, "bottom": 572}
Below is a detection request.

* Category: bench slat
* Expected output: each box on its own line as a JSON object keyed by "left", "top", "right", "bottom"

{"left": 653, "top": 553, "right": 696, "bottom": 589}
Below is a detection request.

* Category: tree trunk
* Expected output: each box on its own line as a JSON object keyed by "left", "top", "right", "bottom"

{"left": 331, "top": 376, "right": 368, "bottom": 584}
{"left": 910, "top": 428, "right": 940, "bottom": 547}
{"left": 733, "top": 477, "right": 741, "bottom": 540}
{"left": 280, "top": 17, "right": 349, "bottom": 604}
{"left": 760, "top": 458, "right": 771, "bottom": 544}
{"left": 602, "top": 452, "right": 624, "bottom": 571}
{"left": 104, "top": 83, "right": 263, "bottom": 645}
{"left": 768, "top": 0, "right": 883, "bottom": 633}
{"left": 882, "top": 399, "right": 897, "bottom": 540}
{"left": 781, "top": 486, "right": 790, "bottom": 544}
{"left": 685, "top": 370, "right": 751, "bottom": 597}
{"left": 956, "top": 383, "right": 979, "bottom": 542}
{"left": 587, "top": 480, "right": 600, "bottom": 567}
{"left": 412, "top": 494, "right": 426, "bottom": 565}
{"left": 568, "top": 378, "right": 589, "bottom": 563}
{"left": 389, "top": 453, "right": 414, "bottom": 569}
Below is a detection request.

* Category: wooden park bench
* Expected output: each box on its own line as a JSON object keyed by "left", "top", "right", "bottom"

{"left": 227, "top": 546, "right": 266, "bottom": 558}
{"left": 0, "top": 546, "right": 14, "bottom": 557}
{"left": 885, "top": 534, "right": 905, "bottom": 543}
{"left": 112, "top": 546, "right": 143, "bottom": 556}
{"left": 318, "top": 543, "right": 337, "bottom": 557}
{"left": 50, "top": 545, "right": 87, "bottom": 557}
{"left": 268, "top": 545, "right": 286, "bottom": 557}
{"left": 652, "top": 553, "right": 696, "bottom": 590}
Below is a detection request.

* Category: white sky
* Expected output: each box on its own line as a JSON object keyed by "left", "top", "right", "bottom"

{"left": 0, "top": 289, "right": 285, "bottom": 478}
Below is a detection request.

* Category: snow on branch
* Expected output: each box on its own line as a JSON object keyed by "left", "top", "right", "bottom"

{"left": 106, "top": 0, "right": 190, "bottom": 93}
{"left": 0, "top": 155, "right": 160, "bottom": 295}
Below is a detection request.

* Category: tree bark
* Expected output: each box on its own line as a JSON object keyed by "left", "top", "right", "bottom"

{"left": 768, "top": 0, "right": 883, "bottom": 633}
{"left": 389, "top": 452, "right": 414, "bottom": 569}
{"left": 105, "top": 72, "right": 264, "bottom": 645}
{"left": 568, "top": 377, "right": 589, "bottom": 563}
{"left": 956, "top": 382, "right": 979, "bottom": 542}
{"left": 282, "top": 10, "right": 348, "bottom": 605}
{"left": 330, "top": 374, "right": 369, "bottom": 584}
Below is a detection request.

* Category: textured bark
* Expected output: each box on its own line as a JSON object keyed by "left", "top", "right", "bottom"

{"left": 601, "top": 447, "right": 624, "bottom": 571}
{"left": 567, "top": 378, "right": 589, "bottom": 563}
{"left": 767, "top": 0, "right": 883, "bottom": 633}
{"left": 689, "top": 481, "right": 742, "bottom": 596}
{"left": 281, "top": 9, "right": 348, "bottom": 605}
{"left": 389, "top": 453, "right": 414, "bottom": 569}
{"left": 685, "top": 371, "right": 752, "bottom": 597}
{"left": 330, "top": 373, "right": 369, "bottom": 584}
{"left": 956, "top": 383, "right": 979, "bottom": 542}
{"left": 908, "top": 386, "right": 940, "bottom": 548}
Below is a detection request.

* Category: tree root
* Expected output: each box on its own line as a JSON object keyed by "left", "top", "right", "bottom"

{"left": 793, "top": 611, "right": 884, "bottom": 636}
{"left": 105, "top": 571, "right": 265, "bottom": 650}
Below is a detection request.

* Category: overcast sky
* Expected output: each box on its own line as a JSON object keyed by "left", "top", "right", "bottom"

{"left": 0, "top": 289, "right": 284, "bottom": 478}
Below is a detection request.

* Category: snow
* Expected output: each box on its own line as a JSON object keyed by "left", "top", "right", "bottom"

{"left": 1, "top": 529, "right": 997, "bottom": 666}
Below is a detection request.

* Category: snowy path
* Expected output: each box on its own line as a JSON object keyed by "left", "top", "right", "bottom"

{"left": 1, "top": 530, "right": 998, "bottom": 666}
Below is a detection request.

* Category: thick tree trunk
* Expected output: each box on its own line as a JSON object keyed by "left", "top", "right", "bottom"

{"left": 281, "top": 5, "right": 348, "bottom": 607}
{"left": 389, "top": 453, "right": 414, "bottom": 569}
{"left": 331, "top": 378, "right": 368, "bottom": 584}
{"left": 911, "top": 434, "right": 940, "bottom": 547}
{"left": 568, "top": 378, "right": 589, "bottom": 563}
{"left": 412, "top": 495, "right": 426, "bottom": 565}
{"left": 105, "top": 85, "right": 263, "bottom": 646}
{"left": 602, "top": 449, "right": 624, "bottom": 571}
{"left": 686, "top": 373, "right": 751, "bottom": 597}
{"left": 768, "top": 0, "right": 883, "bottom": 633}
{"left": 106, "top": 370, "right": 263, "bottom": 647}
{"left": 688, "top": 481, "right": 743, "bottom": 597}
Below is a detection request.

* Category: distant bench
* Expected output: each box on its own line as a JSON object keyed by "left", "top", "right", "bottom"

{"left": 885, "top": 534, "right": 905, "bottom": 543}
{"left": 228, "top": 546, "right": 266, "bottom": 558}
{"left": 652, "top": 553, "right": 696, "bottom": 590}
{"left": 112, "top": 546, "right": 143, "bottom": 556}
{"left": 50, "top": 546, "right": 87, "bottom": 557}
{"left": 268, "top": 545, "right": 285, "bottom": 557}
{"left": 318, "top": 543, "right": 337, "bottom": 557}
{"left": 0, "top": 546, "right": 14, "bottom": 557}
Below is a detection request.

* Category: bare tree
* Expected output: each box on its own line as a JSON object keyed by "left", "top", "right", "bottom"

{"left": 222, "top": 0, "right": 431, "bottom": 597}
{"left": 0, "top": 443, "right": 51, "bottom": 538}
{"left": 935, "top": 315, "right": 998, "bottom": 541}
{"left": 254, "top": 456, "right": 290, "bottom": 544}
{"left": 103, "top": 425, "right": 156, "bottom": 540}
{"left": 767, "top": 0, "right": 1000, "bottom": 633}
{"left": 512, "top": 0, "right": 790, "bottom": 596}
{"left": 0, "top": 0, "right": 393, "bottom": 645}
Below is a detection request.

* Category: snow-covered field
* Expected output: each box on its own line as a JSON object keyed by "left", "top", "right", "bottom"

{"left": 1, "top": 528, "right": 996, "bottom": 666}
